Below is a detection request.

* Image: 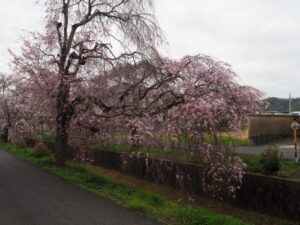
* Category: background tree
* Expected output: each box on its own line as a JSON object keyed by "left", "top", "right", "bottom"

{"left": 0, "top": 74, "right": 14, "bottom": 142}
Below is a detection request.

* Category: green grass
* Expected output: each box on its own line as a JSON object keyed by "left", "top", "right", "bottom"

{"left": 41, "top": 133, "right": 56, "bottom": 142}
{"left": 174, "top": 206, "right": 251, "bottom": 225}
{"left": 0, "top": 141, "right": 252, "bottom": 225}
{"left": 281, "top": 158, "right": 300, "bottom": 171}
{"left": 204, "top": 136, "right": 249, "bottom": 147}
{"left": 240, "top": 155, "right": 263, "bottom": 173}
{"left": 92, "top": 142, "right": 199, "bottom": 163}
{"left": 240, "top": 155, "right": 300, "bottom": 179}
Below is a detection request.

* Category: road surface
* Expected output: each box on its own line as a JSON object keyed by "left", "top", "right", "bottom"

{"left": 0, "top": 149, "right": 162, "bottom": 225}
{"left": 237, "top": 138, "right": 298, "bottom": 159}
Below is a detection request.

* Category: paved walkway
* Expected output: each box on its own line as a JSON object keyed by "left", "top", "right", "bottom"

{"left": 0, "top": 150, "right": 162, "bottom": 225}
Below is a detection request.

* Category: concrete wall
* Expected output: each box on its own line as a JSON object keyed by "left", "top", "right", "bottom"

{"left": 90, "top": 149, "right": 300, "bottom": 221}
{"left": 247, "top": 115, "right": 298, "bottom": 145}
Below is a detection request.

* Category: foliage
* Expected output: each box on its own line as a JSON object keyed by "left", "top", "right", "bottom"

{"left": 201, "top": 147, "right": 246, "bottom": 201}
{"left": 13, "top": 136, "right": 27, "bottom": 148}
{"left": 33, "top": 142, "right": 51, "bottom": 157}
{"left": 41, "top": 133, "right": 55, "bottom": 142}
{"left": 260, "top": 145, "right": 282, "bottom": 175}
{"left": 1, "top": 142, "right": 252, "bottom": 225}
{"left": 127, "top": 118, "right": 153, "bottom": 148}
{"left": 162, "top": 57, "right": 264, "bottom": 143}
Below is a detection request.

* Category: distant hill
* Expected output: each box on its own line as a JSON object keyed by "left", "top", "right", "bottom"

{"left": 265, "top": 97, "right": 300, "bottom": 112}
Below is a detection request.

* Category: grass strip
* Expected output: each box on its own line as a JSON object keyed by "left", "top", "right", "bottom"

{"left": 0, "top": 141, "right": 252, "bottom": 225}
{"left": 203, "top": 136, "right": 249, "bottom": 146}
{"left": 240, "top": 155, "right": 300, "bottom": 179}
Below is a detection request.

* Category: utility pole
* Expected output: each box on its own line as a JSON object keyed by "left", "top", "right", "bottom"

{"left": 289, "top": 93, "right": 292, "bottom": 114}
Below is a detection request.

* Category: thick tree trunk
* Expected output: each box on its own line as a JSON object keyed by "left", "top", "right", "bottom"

{"left": 54, "top": 122, "right": 68, "bottom": 167}
{"left": 54, "top": 81, "right": 72, "bottom": 167}
{"left": 1, "top": 125, "right": 10, "bottom": 142}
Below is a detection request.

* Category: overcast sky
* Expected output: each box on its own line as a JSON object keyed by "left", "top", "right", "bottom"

{"left": 1, "top": 0, "right": 300, "bottom": 98}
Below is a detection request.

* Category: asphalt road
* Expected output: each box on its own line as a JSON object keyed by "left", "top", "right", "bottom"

{"left": 237, "top": 145, "right": 296, "bottom": 159}
{"left": 0, "top": 149, "right": 162, "bottom": 225}
{"left": 236, "top": 138, "right": 298, "bottom": 159}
